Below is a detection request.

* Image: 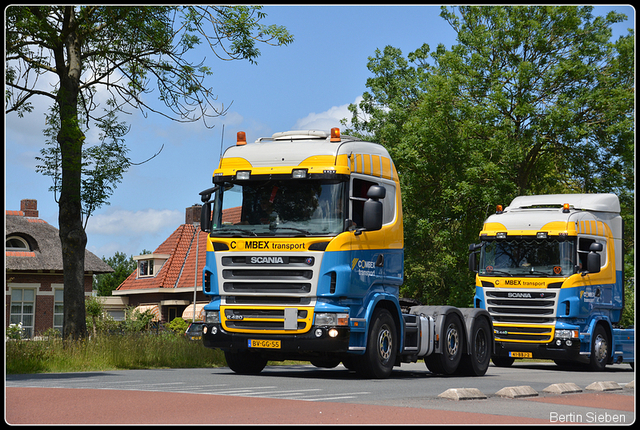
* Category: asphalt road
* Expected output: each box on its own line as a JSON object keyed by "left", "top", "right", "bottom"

{"left": 6, "top": 361, "right": 635, "bottom": 424}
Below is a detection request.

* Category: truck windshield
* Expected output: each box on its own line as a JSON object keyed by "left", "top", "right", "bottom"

{"left": 211, "top": 179, "right": 347, "bottom": 237}
{"left": 480, "top": 238, "right": 576, "bottom": 277}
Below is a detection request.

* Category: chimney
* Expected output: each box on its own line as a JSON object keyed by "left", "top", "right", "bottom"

{"left": 21, "top": 199, "right": 39, "bottom": 218}
{"left": 185, "top": 204, "right": 202, "bottom": 225}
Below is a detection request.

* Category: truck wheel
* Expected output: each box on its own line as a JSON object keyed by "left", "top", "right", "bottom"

{"left": 491, "top": 356, "right": 515, "bottom": 367}
{"left": 588, "top": 325, "right": 610, "bottom": 371}
{"left": 425, "top": 313, "right": 463, "bottom": 375}
{"left": 457, "top": 317, "right": 491, "bottom": 376}
{"left": 224, "top": 351, "right": 267, "bottom": 375}
{"left": 356, "top": 308, "right": 397, "bottom": 379}
{"left": 310, "top": 358, "right": 341, "bottom": 368}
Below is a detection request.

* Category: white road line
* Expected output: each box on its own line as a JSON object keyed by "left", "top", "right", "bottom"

{"left": 302, "top": 392, "right": 371, "bottom": 402}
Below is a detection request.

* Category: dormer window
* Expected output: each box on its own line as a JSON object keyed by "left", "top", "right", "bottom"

{"left": 6, "top": 236, "right": 30, "bottom": 251}
{"left": 134, "top": 254, "right": 170, "bottom": 278}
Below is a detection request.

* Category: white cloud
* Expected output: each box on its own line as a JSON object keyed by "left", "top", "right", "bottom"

{"left": 292, "top": 96, "right": 362, "bottom": 131}
{"left": 86, "top": 208, "right": 183, "bottom": 235}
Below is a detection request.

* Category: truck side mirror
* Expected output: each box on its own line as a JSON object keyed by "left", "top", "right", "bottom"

{"left": 361, "top": 185, "right": 386, "bottom": 232}
{"left": 201, "top": 202, "right": 212, "bottom": 232}
{"left": 468, "top": 243, "right": 481, "bottom": 272}
{"left": 468, "top": 243, "right": 482, "bottom": 273}
{"left": 585, "top": 242, "right": 603, "bottom": 274}
{"left": 199, "top": 186, "right": 218, "bottom": 233}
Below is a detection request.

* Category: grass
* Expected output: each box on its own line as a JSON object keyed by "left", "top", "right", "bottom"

{"left": 5, "top": 332, "right": 227, "bottom": 374}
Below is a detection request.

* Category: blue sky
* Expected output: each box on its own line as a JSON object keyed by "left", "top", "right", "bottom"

{"left": 5, "top": 5, "right": 635, "bottom": 260}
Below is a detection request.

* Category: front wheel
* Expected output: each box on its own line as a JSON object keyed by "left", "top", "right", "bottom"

{"left": 588, "top": 325, "right": 610, "bottom": 371}
{"left": 356, "top": 308, "right": 397, "bottom": 379}
{"left": 425, "top": 313, "right": 464, "bottom": 375}
{"left": 491, "top": 356, "right": 515, "bottom": 367}
{"left": 224, "top": 351, "right": 267, "bottom": 375}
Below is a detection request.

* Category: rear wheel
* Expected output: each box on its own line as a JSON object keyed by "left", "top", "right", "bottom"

{"left": 224, "top": 351, "right": 267, "bottom": 375}
{"left": 458, "top": 317, "right": 491, "bottom": 376}
{"left": 425, "top": 313, "right": 464, "bottom": 375}
{"left": 356, "top": 309, "right": 397, "bottom": 379}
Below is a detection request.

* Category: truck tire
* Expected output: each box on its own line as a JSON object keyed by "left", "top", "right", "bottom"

{"left": 457, "top": 317, "right": 491, "bottom": 376}
{"left": 588, "top": 325, "right": 610, "bottom": 371}
{"left": 310, "top": 358, "right": 341, "bottom": 369}
{"left": 491, "top": 356, "right": 515, "bottom": 367}
{"left": 356, "top": 308, "right": 397, "bottom": 379}
{"left": 425, "top": 313, "right": 463, "bottom": 375}
{"left": 224, "top": 351, "right": 267, "bottom": 375}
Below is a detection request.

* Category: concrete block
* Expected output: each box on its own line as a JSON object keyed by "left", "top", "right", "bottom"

{"left": 586, "top": 381, "right": 622, "bottom": 391}
{"left": 496, "top": 385, "right": 538, "bottom": 398}
{"left": 438, "top": 388, "right": 487, "bottom": 400}
{"left": 543, "top": 382, "right": 582, "bottom": 394}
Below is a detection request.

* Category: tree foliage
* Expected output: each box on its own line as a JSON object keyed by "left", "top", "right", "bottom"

{"left": 346, "top": 6, "right": 634, "bottom": 306}
{"left": 93, "top": 251, "right": 141, "bottom": 296}
{"left": 6, "top": 6, "right": 293, "bottom": 339}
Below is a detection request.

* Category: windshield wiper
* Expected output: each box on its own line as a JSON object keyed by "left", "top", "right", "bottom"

{"left": 481, "top": 269, "right": 512, "bottom": 276}
{"left": 212, "top": 227, "right": 257, "bottom": 237}
{"left": 270, "top": 226, "right": 312, "bottom": 236}
{"left": 524, "top": 269, "right": 552, "bottom": 276}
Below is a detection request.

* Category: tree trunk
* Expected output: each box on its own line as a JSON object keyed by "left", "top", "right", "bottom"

{"left": 58, "top": 7, "right": 88, "bottom": 340}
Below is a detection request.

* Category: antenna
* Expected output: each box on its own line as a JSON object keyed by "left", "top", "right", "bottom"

{"left": 219, "top": 124, "right": 225, "bottom": 159}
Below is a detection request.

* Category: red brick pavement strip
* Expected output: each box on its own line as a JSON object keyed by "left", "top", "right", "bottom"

{"left": 6, "top": 387, "right": 553, "bottom": 425}
{"left": 526, "top": 392, "right": 635, "bottom": 412}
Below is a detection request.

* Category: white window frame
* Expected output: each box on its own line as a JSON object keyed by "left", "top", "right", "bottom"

{"left": 9, "top": 286, "right": 37, "bottom": 338}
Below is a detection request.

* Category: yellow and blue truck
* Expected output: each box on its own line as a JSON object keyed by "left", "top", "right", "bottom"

{"left": 469, "top": 194, "right": 634, "bottom": 370}
{"left": 199, "top": 128, "right": 493, "bottom": 378}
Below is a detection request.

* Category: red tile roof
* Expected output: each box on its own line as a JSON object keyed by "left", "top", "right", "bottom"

{"left": 116, "top": 206, "right": 242, "bottom": 292}
{"left": 117, "top": 224, "right": 208, "bottom": 291}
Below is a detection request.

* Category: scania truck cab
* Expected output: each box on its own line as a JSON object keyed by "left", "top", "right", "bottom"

{"left": 469, "top": 194, "right": 634, "bottom": 370}
{"left": 199, "top": 128, "right": 493, "bottom": 378}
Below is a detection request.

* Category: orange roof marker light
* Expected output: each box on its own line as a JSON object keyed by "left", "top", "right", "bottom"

{"left": 330, "top": 127, "right": 341, "bottom": 142}
{"left": 562, "top": 203, "right": 570, "bottom": 213}
{"left": 237, "top": 131, "right": 247, "bottom": 146}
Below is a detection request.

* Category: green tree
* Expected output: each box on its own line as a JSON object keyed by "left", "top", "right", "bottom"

{"left": 346, "top": 6, "right": 633, "bottom": 306}
{"left": 93, "top": 251, "right": 139, "bottom": 296}
{"left": 6, "top": 6, "right": 293, "bottom": 340}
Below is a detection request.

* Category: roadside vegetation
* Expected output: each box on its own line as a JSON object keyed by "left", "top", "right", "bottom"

{"left": 6, "top": 297, "right": 226, "bottom": 374}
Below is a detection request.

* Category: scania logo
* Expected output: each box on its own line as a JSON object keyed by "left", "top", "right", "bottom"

{"left": 250, "top": 256, "right": 284, "bottom": 264}
{"left": 508, "top": 292, "right": 532, "bottom": 298}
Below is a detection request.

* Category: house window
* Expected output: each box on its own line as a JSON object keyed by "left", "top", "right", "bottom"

{"left": 139, "top": 259, "right": 154, "bottom": 277}
{"left": 53, "top": 289, "right": 64, "bottom": 334}
{"left": 133, "top": 254, "right": 170, "bottom": 278}
{"left": 10, "top": 289, "right": 35, "bottom": 338}
{"left": 6, "top": 236, "right": 30, "bottom": 251}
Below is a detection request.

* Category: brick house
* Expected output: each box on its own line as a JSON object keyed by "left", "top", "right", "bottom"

{"left": 6, "top": 199, "right": 114, "bottom": 338}
{"left": 113, "top": 205, "right": 217, "bottom": 324}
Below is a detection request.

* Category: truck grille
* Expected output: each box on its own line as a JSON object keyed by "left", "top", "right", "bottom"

{"left": 485, "top": 289, "right": 558, "bottom": 343}
{"left": 220, "top": 254, "right": 316, "bottom": 296}
{"left": 221, "top": 306, "right": 314, "bottom": 333}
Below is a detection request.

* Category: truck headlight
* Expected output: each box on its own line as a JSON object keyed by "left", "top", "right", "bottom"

{"left": 205, "top": 311, "right": 220, "bottom": 324}
{"left": 315, "top": 313, "right": 348, "bottom": 326}
{"left": 555, "top": 329, "right": 578, "bottom": 339}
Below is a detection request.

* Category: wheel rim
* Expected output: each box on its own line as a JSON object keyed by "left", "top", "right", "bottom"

{"left": 446, "top": 323, "right": 459, "bottom": 359}
{"left": 594, "top": 333, "right": 608, "bottom": 363}
{"left": 378, "top": 326, "right": 393, "bottom": 362}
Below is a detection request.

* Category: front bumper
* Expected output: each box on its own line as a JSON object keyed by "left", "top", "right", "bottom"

{"left": 202, "top": 324, "right": 350, "bottom": 355}
{"left": 493, "top": 339, "right": 584, "bottom": 362}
